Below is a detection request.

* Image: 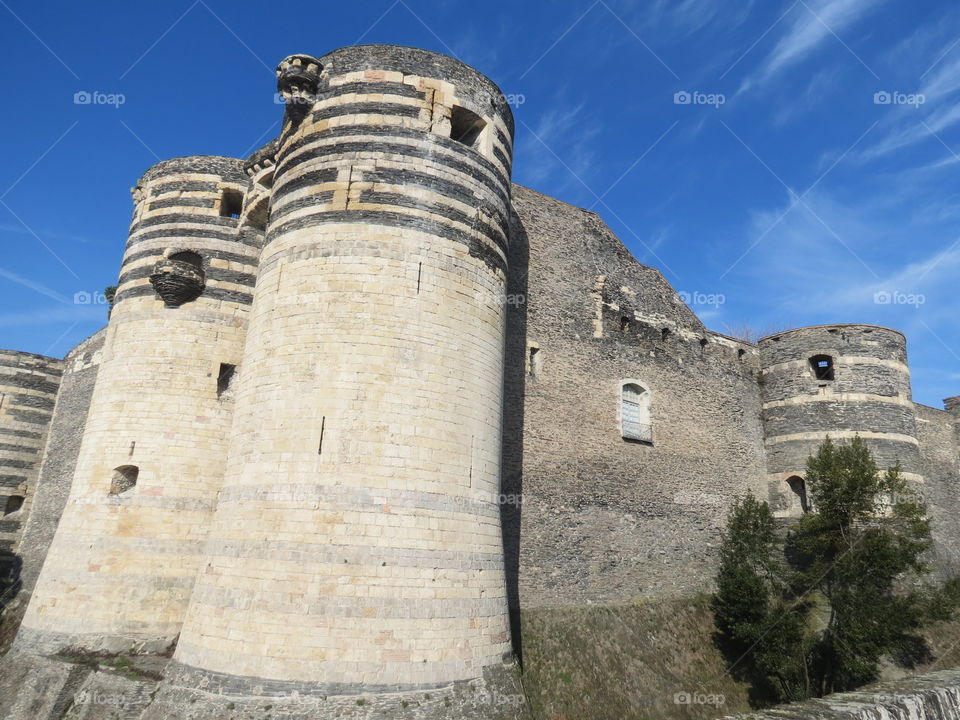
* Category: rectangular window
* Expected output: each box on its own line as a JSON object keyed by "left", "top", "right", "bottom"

{"left": 217, "top": 363, "right": 237, "bottom": 397}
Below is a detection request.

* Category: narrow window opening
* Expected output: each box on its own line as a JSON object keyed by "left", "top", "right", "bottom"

{"left": 449, "top": 106, "right": 486, "bottom": 148}
{"left": 3, "top": 495, "right": 24, "bottom": 515}
{"left": 621, "top": 383, "right": 652, "bottom": 444}
{"left": 110, "top": 465, "right": 139, "bottom": 495}
{"left": 219, "top": 188, "right": 244, "bottom": 219}
{"left": 620, "top": 317, "right": 631, "bottom": 332}
{"left": 217, "top": 363, "right": 237, "bottom": 397}
{"left": 737, "top": 348, "right": 746, "bottom": 360}
{"left": 787, "top": 476, "right": 810, "bottom": 513}
{"left": 528, "top": 346, "right": 541, "bottom": 376}
{"left": 699, "top": 338, "right": 708, "bottom": 349}
{"left": 661, "top": 328, "right": 672, "bottom": 342}
{"left": 809, "top": 354, "right": 835, "bottom": 381}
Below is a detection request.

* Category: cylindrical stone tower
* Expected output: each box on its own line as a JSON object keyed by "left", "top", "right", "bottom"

{"left": 0, "top": 351, "right": 61, "bottom": 582}
{"left": 18, "top": 156, "right": 260, "bottom": 654}
{"left": 159, "top": 46, "right": 524, "bottom": 718}
{"left": 759, "top": 324, "right": 922, "bottom": 516}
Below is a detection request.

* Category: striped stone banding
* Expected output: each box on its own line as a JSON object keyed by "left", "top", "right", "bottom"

{"left": 763, "top": 356, "right": 910, "bottom": 374}
{"left": 116, "top": 264, "right": 256, "bottom": 290}
{"left": 763, "top": 393, "right": 914, "bottom": 409}
{"left": 147, "top": 197, "right": 218, "bottom": 211}
{"left": 131, "top": 212, "right": 239, "bottom": 234}
{"left": 321, "top": 80, "right": 427, "bottom": 101}
{"left": 765, "top": 430, "right": 920, "bottom": 445}
{"left": 278, "top": 126, "right": 511, "bottom": 204}
{"left": 113, "top": 283, "right": 253, "bottom": 306}
{"left": 147, "top": 180, "right": 221, "bottom": 195}
{"left": 270, "top": 167, "right": 339, "bottom": 198}
{"left": 311, "top": 101, "right": 422, "bottom": 122}
{"left": 122, "top": 246, "right": 257, "bottom": 268}
{"left": 264, "top": 210, "right": 507, "bottom": 273}
{"left": 0, "top": 475, "right": 28, "bottom": 487}
{"left": 0, "top": 428, "right": 42, "bottom": 439}
{"left": 126, "top": 226, "right": 261, "bottom": 251}
{"left": 267, "top": 192, "right": 336, "bottom": 222}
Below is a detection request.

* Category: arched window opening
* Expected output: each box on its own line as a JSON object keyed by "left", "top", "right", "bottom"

{"left": 621, "top": 383, "right": 652, "bottom": 444}
{"left": 809, "top": 354, "right": 835, "bottom": 381}
{"left": 787, "top": 476, "right": 810, "bottom": 513}
{"left": 3, "top": 495, "right": 24, "bottom": 515}
{"left": 168, "top": 250, "right": 203, "bottom": 271}
{"left": 449, "top": 106, "right": 486, "bottom": 148}
{"left": 110, "top": 465, "right": 139, "bottom": 495}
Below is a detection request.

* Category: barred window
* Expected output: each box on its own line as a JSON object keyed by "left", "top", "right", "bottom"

{"left": 621, "top": 383, "right": 652, "bottom": 443}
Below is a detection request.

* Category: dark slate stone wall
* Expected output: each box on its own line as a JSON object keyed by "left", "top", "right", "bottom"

{"left": 0, "top": 332, "right": 103, "bottom": 652}
{"left": 915, "top": 402, "right": 960, "bottom": 580}
{"left": 759, "top": 325, "right": 921, "bottom": 483}
{"left": 503, "top": 184, "right": 768, "bottom": 612}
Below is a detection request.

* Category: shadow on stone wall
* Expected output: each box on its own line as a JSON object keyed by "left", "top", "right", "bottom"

{"left": 502, "top": 206, "right": 530, "bottom": 665}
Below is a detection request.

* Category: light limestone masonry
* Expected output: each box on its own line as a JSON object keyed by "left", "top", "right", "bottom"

{"left": 18, "top": 157, "right": 258, "bottom": 654}
{"left": 166, "top": 46, "right": 523, "bottom": 716}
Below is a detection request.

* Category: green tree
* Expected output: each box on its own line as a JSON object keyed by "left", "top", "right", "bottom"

{"left": 789, "top": 437, "right": 960, "bottom": 696}
{"left": 713, "top": 437, "right": 960, "bottom": 706}
{"left": 712, "top": 493, "right": 810, "bottom": 705}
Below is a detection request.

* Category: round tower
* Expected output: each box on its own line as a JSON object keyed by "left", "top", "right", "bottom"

{"left": 759, "top": 324, "right": 921, "bottom": 516}
{"left": 0, "top": 350, "right": 61, "bottom": 582}
{"left": 19, "top": 156, "right": 261, "bottom": 654}
{"left": 160, "top": 46, "right": 523, "bottom": 718}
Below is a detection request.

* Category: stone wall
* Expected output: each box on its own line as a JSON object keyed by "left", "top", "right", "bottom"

{"left": 915, "top": 402, "right": 960, "bottom": 580}
{"left": 759, "top": 325, "right": 922, "bottom": 517}
{"left": 0, "top": 350, "right": 62, "bottom": 581}
{"left": 156, "top": 46, "right": 525, "bottom": 719}
{"left": 18, "top": 155, "right": 258, "bottom": 655}
{"left": 504, "top": 184, "right": 768, "bottom": 614}
{"left": 0, "top": 330, "right": 104, "bottom": 652}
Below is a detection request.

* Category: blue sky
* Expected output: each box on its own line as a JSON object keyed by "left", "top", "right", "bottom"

{"left": 0, "top": 0, "right": 957, "bottom": 406}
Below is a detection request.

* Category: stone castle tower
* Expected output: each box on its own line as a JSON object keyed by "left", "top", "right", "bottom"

{"left": 0, "top": 43, "right": 956, "bottom": 720}
{"left": 12, "top": 45, "right": 524, "bottom": 719}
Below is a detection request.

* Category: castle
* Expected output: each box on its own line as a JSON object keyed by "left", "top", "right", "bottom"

{"left": 0, "top": 44, "right": 957, "bottom": 720}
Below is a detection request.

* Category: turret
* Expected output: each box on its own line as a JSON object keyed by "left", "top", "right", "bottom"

{"left": 149, "top": 45, "right": 524, "bottom": 719}
{"left": 19, "top": 156, "right": 260, "bottom": 654}
{"left": 759, "top": 324, "right": 921, "bottom": 516}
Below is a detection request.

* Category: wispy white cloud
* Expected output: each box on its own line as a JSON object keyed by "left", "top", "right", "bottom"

{"left": 740, "top": 0, "right": 885, "bottom": 92}
{"left": 0, "top": 266, "right": 73, "bottom": 305}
